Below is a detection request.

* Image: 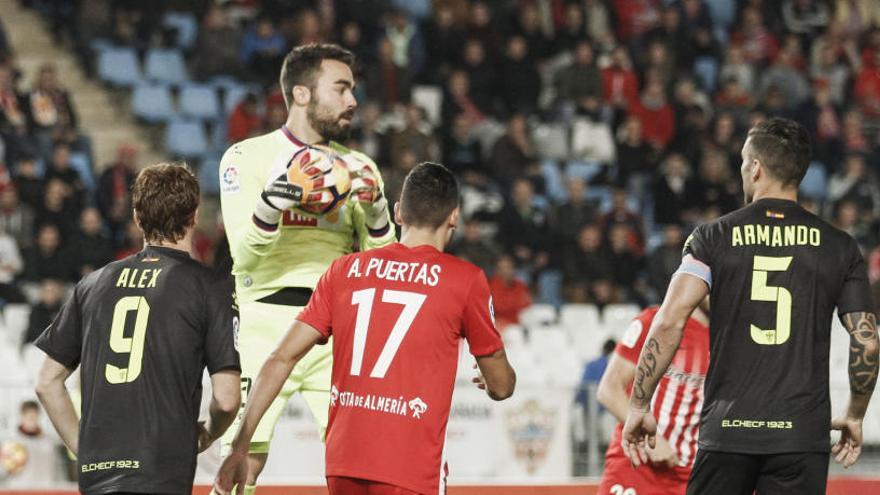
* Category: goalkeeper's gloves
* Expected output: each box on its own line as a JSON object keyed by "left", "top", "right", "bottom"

{"left": 253, "top": 154, "right": 308, "bottom": 229}
{"left": 347, "top": 156, "right": 390, "bottom": 235}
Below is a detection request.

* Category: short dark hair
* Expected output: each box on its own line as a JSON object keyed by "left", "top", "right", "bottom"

{"left": 279, "top": 43, "right": 355, "bottom": 107}
{"left": 399, "top": 162, "right": 459, "bottom": 229}
{"left": 746, "top": 117, "right": 811, "bottom": 187}
{"left": 132, "top": 163, "right": 199, "bottom": 244}
{"left": 20, "top": 400, "right": 39, "bottom": 413}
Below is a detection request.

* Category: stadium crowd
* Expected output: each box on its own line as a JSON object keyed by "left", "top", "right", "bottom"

{"left": 0, "top": 0, "right": 879, "bottom": 341}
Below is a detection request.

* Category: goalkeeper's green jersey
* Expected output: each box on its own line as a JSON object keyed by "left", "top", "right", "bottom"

{"left": 219, "top": 127, "right": 396, "bottom": 304}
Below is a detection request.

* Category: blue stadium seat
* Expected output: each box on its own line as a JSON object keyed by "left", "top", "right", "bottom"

{"left": 165, "top": 119, "right": 208, "bottom": 159}
{"left": 144, "top": 48, "right": 188, "bottom": 85}
{"left": 131, "top": 84, "right": 175, "bottom": 123}
{"left": 68, "top": 151, "right": 95, "bottom": 193}
{"left": 163, "top": 12, "right": 199, "bottom": 50}
{"left": 222, "top": 84, "right": 250, "bottom": 115}
{"left": 198, "top": 151, "right": 223, "bottom": 195}
{"left": 799, "top": 161, "right": 828, "bottom": 201}
{"left": 97, "top": 46, "right": 142, "bottom": 87}
{"left": 179, "top": 84, "right": 221, "bottom": 121}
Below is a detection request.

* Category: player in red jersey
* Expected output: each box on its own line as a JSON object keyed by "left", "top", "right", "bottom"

{"left": 596, "top": 304, "right": 709, "bottom": 495}
{"left": 213, "top": 162, "right": 516, "bottom": 495}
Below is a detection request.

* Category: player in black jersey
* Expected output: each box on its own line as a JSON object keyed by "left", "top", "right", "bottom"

{"left": 34, "top": 163, "right": 241, "bottom": 495}
{"left": 621, "top": 118, "right": 879, "bottom": 495}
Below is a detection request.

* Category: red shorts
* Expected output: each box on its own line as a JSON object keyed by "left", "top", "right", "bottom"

{"left": 326, "top": 476, "right": 421, "bottom": 495}
{"left": 597, "top": 457, "right": 690, "bottom": 495}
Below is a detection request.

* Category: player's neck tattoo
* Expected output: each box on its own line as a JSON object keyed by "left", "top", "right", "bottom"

{"left": 842, "top": 312, "right": 879, "bottom": 399}
{"left": 633, "top": 337, "right": 662, "bottom": 409}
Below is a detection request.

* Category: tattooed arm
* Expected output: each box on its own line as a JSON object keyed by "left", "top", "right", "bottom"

{"left": 831, "top": 311, "right": 879, "bottom": 468}
{"left": 621, "top": 273, "right": 709, "bottom": 466}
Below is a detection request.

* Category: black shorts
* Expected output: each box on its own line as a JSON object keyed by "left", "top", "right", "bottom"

{"left": 686, "top": 450, "right": 829, "bottom": 495}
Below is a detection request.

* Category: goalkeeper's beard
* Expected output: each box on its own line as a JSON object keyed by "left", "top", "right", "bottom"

{"left": 307, "top": 97, "right": 353, "bottom": 143}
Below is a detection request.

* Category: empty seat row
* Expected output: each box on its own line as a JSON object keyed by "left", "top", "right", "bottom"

{"left": 97, "top": 46, "right": 188, "bottom": 87}
{"left": 132, "top": 83, "right": 250, "bottom": 123}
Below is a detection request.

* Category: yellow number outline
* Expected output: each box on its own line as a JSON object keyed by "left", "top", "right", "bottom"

{"left": 750, "top": 255, "right": 793, "bottom": 345}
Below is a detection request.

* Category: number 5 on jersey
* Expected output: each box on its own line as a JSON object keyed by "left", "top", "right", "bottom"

{"left": 350, "top": 288, "right": 426, "bottom": 378}
{"left": 750, "top": 255, "right": 792, "bottom": 345}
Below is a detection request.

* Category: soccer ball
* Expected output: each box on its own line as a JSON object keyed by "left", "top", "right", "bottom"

{"left": 0, "top": 441, "right": 28, "bottom": 477}
{"left": 287, "top": 145, "right": 352, "bottom": 216}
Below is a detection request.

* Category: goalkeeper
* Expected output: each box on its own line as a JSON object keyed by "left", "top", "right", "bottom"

{"left": 218, "top": 43, "right": 395, "bottom": 494}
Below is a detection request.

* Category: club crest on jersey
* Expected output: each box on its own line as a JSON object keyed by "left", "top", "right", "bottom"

{"left": 408, "top": 398, "right": 428, "bottom": 419}
{"left": 221, "top": 166, "right": 240, "bottom": 194}
{"left": 506, "top": 399, "right": 557, "bottom": 474}
{"left": 330, "top": 385, "right": 339, "bottom": 407}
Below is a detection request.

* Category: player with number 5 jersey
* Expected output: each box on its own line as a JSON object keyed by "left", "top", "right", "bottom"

{"left": 214, "top": 162, "right": 516, "bottom": 495}
{"left": 622, "top": 118, "right": 879, "bottom": 495}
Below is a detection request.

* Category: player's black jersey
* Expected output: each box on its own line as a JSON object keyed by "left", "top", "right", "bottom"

{"left": 683, "top": 198, "right": 873, "bottom": 454}
{"left": 35, "top": 246, "right": 240, "bottom": 494}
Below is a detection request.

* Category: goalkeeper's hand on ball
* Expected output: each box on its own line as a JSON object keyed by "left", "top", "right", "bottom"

{"left": 253, "top": 149, "right": 327, "bottom": 228}
{"left": 345, "top": 154, "right": 390, "bottom": 234}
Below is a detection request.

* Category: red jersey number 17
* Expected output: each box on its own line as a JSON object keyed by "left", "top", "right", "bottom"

{"left": 350, "top": 288, "right": 427, "bottom": 379}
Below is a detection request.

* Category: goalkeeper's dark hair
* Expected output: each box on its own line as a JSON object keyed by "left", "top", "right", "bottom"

{"left": 746, "top": 117, "right": 811, "bottom": 187}
{"left": 132, "top": 162, "right": 199, "bottom": 244}
{"left": 280, "top": 43, "right": 355, "bottom": 108}
{"left": 400, "top": 162, "right": 460, "bottom": 229}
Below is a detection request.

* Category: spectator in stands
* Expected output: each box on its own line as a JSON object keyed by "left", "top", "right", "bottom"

{"left": 449, "top": 218, "right": 498, "bottom": 274}
{"left": 556, "top": 40, "right": 603, "bottom": 120}
{"left": 364, "top": 37, "right": 412, "bottom": 109}
{"left": 598, "top": 187, "right": 645, "bottom": 254}
{"left": 731, "top": 5, "right": 779, "bottom": 64}
{"left": 459, "top": 39, "right": 496, "bottom": 116}
{"left": 2, "top": 401, "right": 62, "bottom": 487}
{"left": 192, "top": 4, "right": 243, "bottom": 80}
{"left": 349, "top": 102, "right": 389, "bottom": 168}
{"left": 719, "top": 42, "right": 756, "bottom": 94}
{"left": 24, "top": 279, "right": 63, "bottom": 346}
{"left": 23, "top": 223, "right": 72, "bottom": 282}
{"left": 96, "top": 144, "right": 137, "bottom": 243}
{"left": 647, "top": 223, "right": 685, "bottom": 298}
{"left": 466, "top": 2, "right": 503, "bottom": 58}
{"left": 833, "top": 199, "right": 877, "bottom": 250}
{"left": 615, "top": 115, "right": 658, "bottom": 188}
{"left": 12, "top": 154, "right": 43, "bottom": 211}
{"left": 44, "top": 142, "right": 84, "bottom": 210}
{"left": 0, "top": 225, "right": 23, "bottom": 304}
{"left": 69, "top": 207, "right": 114, "bottom": 278}
{"left": 35, "top": 178, "right": 77, "bottom": 241}
{"left": 563, "top": 224, "right": 612, "bottom": 303}
{"left": 421, "top": 4, "right": 464, "bottom": 83}
{"left": 487, "top": 253, "right": 532, "bottom": 331}
{"left": 384, "top": 8, "right": 426, "bottom": 81}
{"left": 0, "top": 185, "right": 34, "bottom": 249}
{"left": 240, "top": 16, "right": 287, "bottom": 86}
{"left": 0, "top": 63, "right": 29, "bottom": 161}
{"left": 854, "top": 47, "right": 880, "bottom": 117}
{"left": 496, "top": 178, "right": 550, "bottom": 276}
{"left": 27, "top": 63, "right": 77, "bottom": 160}
{"left": 759, "top": 47, "right": 811, "bottom": 110}
{"left": 499, "top": 36, "right": 541, "bottom": 116}
{"left": 554, "top": 2, "right": 589, "bottom": 53}
{"left": 227, "top": 92, "right": 263, "bottom": 143}
{"left": 388, "top": 104, "right": 437, "bottom": 169}
{"left": 827, "top": 152, "right": 880, "bottom": 216}
{"left": 510, "top": 2, "right": 550, "bottom": 61}
{"left": 810, "top": 41, "right": 851, "bottom": 106}
{"left": 606, "top": 224, "right": 645, "bottom": 302}
{"left": 442, "top": 113, "right": 482, "bottom": 177}
{"left": 697, "top": 150, "right": 738, "bottom": 210}
{"left": 576, "top": 338, "right": 616, "bottom": 409}
{"left": 489, "top": 114, "right": 538, "bottom": 186}
{"left": 631, "top": 76, "right": 675, "bottom": 150}
{"left": 550, "top": 176, "right": 599, "bottom": 249}
{"left": 715, "top": 76, "right": 753, "bottom": 123}
{"left": 114, "top": 220, "right": 143, "bottom": 260}
{"left": 841, "top": 108, "right": 870, "bottom": 154}
{"left": 653, "top": 152, "right": 700, "bottom": 224}
{"left": 442, "top": 70, "right": 484, "bottom": 127}
{"left": 602, "top": 46, "right": 640, "bottom": 115}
